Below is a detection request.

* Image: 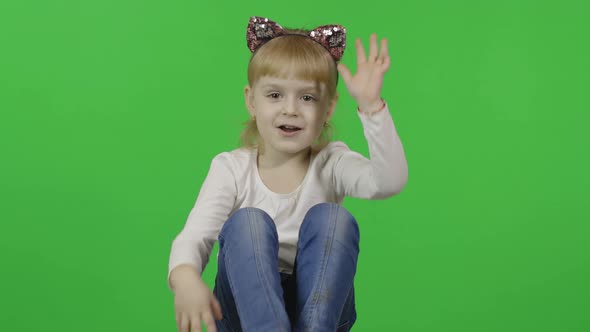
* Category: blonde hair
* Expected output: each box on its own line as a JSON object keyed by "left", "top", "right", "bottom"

{"left": 240, "top": 28, "right": 338, "bottom": 154}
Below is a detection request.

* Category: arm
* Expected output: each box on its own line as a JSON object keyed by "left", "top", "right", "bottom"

{"left": 334, "top": 34, "right": 408, "bottom": 199}
{"left": 167, "top": 152, "right": 237, "bottom": 290}
{"left": 331, "top": 102, "right": 408, "bottom": 199}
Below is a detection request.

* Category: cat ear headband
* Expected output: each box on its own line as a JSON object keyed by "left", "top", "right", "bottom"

{"left": 246, "top": 16, "right": 346, "bottom": 61}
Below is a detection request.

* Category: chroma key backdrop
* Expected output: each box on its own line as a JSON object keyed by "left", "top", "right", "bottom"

{"left": 1, "top": 0, "right": 588, "bottom": 331}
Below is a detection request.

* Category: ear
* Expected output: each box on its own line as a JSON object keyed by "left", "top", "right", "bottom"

{"left": 325, "top": 92, "right": 339, "bottom": 123}
{"left": 244, "top": 85, "right": 255, "bottom": 117}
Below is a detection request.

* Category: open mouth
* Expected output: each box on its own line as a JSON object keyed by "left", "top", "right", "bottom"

{"left": 278, "top": 125, "right": 302, "bottom": 133}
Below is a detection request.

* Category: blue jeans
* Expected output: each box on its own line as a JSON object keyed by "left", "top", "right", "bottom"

{"left": 213, "top": 202, "right": 360, "bottom": 332}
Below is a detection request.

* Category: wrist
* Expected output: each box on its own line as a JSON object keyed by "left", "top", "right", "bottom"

{"left": 170, "top": 264, "right": 201, "bottom": 289}
{"left": 358, "top": 98, "right": 385, "bottom": 114}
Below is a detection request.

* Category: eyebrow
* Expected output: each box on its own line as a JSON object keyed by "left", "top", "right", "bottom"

{"left": 261, "top": 84, "right": 319, "bottom": 92}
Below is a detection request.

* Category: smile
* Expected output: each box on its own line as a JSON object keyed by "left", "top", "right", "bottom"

{"left": 278, "top": 126, "right": 302, "bottom": 137}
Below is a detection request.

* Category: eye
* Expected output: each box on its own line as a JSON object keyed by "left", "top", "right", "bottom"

{"left": 267, "top": 92, "right": 281, "bottom": 99}
{"left": 302, "top": 95, "right": 316, "bottom": 102}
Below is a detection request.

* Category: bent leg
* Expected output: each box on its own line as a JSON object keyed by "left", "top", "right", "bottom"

{"left": 213, "top": 207, "right": 291, "bottom": 332}
{"left": 293, "top": 203, "right": 360, "bottom": 332}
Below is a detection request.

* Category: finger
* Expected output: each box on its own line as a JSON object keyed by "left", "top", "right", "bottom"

{"left": 382, "top": 55, "right": 391, "bottom": 72}
{"left": 190, "top": 314, "right": 202, "bottom": 332}
{"left": 355, "top": 38, "right": 366, "bottom": 64}
{"left": 337, "top": 63, "right": 353, "bottom": 87}
{"left": 212, "top": 295, "right": 223, "bottom": 320}
{"left": 202, "top": 312, "right": 217, "bottom": 332}
{"left": 379, "top": 38, "right": 389, "bottom": 61}
{"left": 369, "top": 33, "right": 378, "bottom": 62}
{"left": 179, "top": 314, "right": 190, "bottom": 332}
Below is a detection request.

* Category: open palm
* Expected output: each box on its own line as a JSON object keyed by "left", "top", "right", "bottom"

{"left": 337, "top": 33, "right": 391, "bottom": 112}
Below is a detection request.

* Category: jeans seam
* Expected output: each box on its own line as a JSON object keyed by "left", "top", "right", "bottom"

{"left": 249, "top": 208, "right": 286, "bottom": 332}
{"left": 334, "top": 219, "right": 360, "bottom": 267}
{"left": 306, "top": 203, "right": 338, "bottom": 330}
{"left": 223, "top": 242, "right": 243, "bottom": 331}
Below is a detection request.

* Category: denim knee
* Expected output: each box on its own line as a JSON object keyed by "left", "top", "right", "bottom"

{"left": 219, "top": 207, "right": 278, "bottom": 242}
{"left": 300, "top": 203, "right": 360, "bottom": 244}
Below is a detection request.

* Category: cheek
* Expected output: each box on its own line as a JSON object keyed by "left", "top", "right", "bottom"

{"left": 256, "top": 116, "right": 275, "bottom": 131}
{"left": 306, "top": 121, "right": 324, "bottom": 136}
{"left": 310, "top": 113, "right": 326, "bottom": 129}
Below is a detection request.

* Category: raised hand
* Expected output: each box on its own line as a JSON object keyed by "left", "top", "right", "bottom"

{"left": 337, "top": 33, "right": 391, "bottom": 113}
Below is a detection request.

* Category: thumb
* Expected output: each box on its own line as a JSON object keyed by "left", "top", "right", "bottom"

{"left": 211, "top": 294, "right": 223, "bottom": 320}
{"left": 337, "top": 63, "right": 352, "bottom": 86}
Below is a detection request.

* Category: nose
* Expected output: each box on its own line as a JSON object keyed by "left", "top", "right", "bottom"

{"left": 282, "top": 98, "right": 298, "bottom": 116}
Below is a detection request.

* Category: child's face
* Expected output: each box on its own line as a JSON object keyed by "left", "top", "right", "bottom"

{"left": 244, "top": 75, "right": 336, "bottom": 158}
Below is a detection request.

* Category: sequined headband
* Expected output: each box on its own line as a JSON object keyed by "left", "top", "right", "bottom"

{"left": 246, "top": 16, "right": 346, "bottom": 61}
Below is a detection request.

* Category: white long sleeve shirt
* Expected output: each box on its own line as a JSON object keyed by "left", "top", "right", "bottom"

{"left": 168, "top": 103, "right": 408, "bottom": 288}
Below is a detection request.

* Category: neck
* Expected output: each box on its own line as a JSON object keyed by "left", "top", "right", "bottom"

{"left": 257, "top": 147, "right": 311, "bottom": 169}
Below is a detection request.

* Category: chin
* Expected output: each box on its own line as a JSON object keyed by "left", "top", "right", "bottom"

{"left": 271, "top": 143, "right": 312, "bottom": 155}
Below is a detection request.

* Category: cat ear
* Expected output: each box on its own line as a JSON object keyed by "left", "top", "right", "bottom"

{"left": 246, "top": 16, "right": 285, "bottom": 54}
{"left": 309, "top": 25, "right": 347, "bottom": 61}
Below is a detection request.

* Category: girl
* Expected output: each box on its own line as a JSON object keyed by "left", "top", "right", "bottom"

{"left": 168, "top": 16, "right": 408, "bottom": 332}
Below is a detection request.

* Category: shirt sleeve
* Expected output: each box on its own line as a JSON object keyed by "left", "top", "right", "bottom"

{"left": 331, "top": 102, "right": 409, "bottom": 199}
{"left": 167, "top": 152, "right": 237, "bottom": 290}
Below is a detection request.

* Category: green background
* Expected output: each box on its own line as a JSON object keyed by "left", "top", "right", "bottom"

{"left": 1, "top": 0, "right": 589, "bottom": 331}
